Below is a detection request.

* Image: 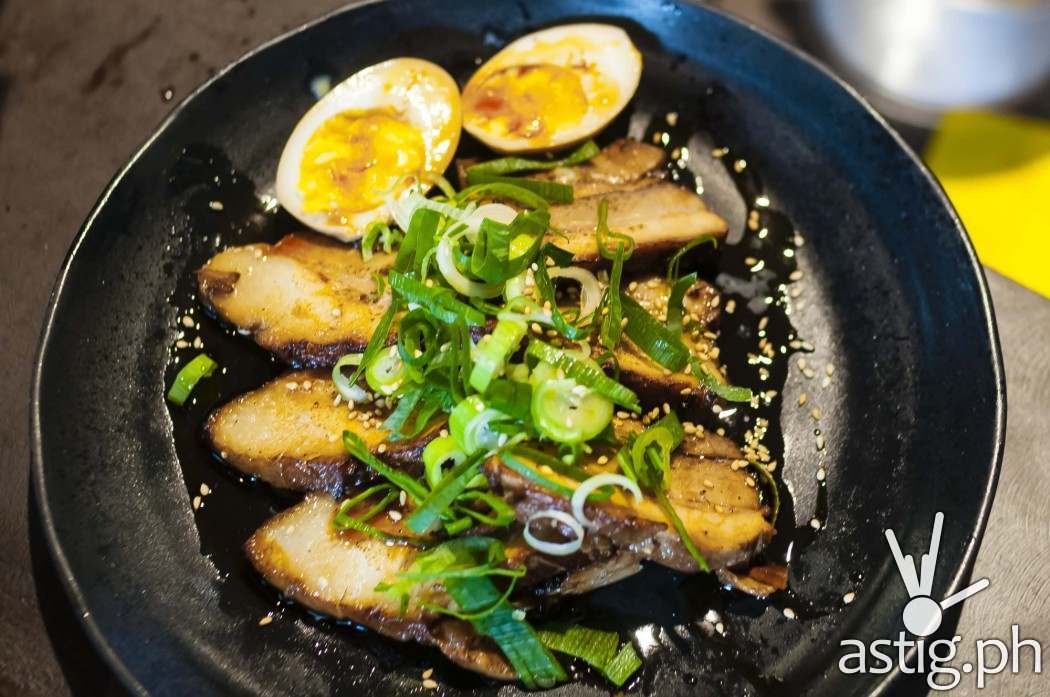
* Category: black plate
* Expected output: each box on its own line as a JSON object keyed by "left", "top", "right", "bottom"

{"left": 31, "top": 1, "right": 1005, "bottom": 695}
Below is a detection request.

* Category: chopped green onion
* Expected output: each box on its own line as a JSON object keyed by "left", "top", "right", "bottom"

{"left": 331, "top": 354, "right": 367, "bottom": 402}
{"left": 388, "top": 270, "right": 486, "bottom": 326}
{"left": 465, "top": 140, "right": 599, "bottom": 178}
{"left": 456, "top": 182, "right": 550, "bottom": 211}
{"left": 423, "top": 435, "right": 466, "bottom": 489}
{"left": 454, "top": 490, "right": 516, "bottom": 527}
{"left": 342, "top": 431, "right": 429, "bottom": 504}
{"left": 620, "top": 294, "right": 692, "bottom": 371}
{"left": 366, "top": 345, "right": 407, "bottom": 395}
{"left": 348, "top": 300, "right": 398, "bottom": 388}
{"left": 532, "top": 378, "right": 613, "bottom": 445}
{"left": 464, "top": 172, "right": 574, "bottom": 204}
{"left": 449, "top": 396, "right": 511, "bottom": 454}
{"left": 537, "top": 625, "right": 618, "bottom": 672}
{"left": 689, "top": 357, "right": 754, "bottom": 402}
{"left": 621, "top": 294, "right": 753, "bottom": 403}
{"left": 665, "top": 271, "right": 698, "bottom": 335}
{"left": 532, "top": 244, "right": 593, "bottom": 340}
{"left": 501, "top": 451, "right": 575, "bottom": 498}
{"left": 405, "top": 451, "right": 485, "bottom": 534}
{"left": 361, "top": 221, "right": 402, "bottom": 261}
{"left": 167, "top": 353, "right": 218, "bottom": 405}
{"left": 617, "top": 413, "right": 710, "bottom": 573}
{"left": 666, "top": 234, "right": 717, "bottom": 283}
{"left": 603, "top": 641, "right": 642, "bottom": 686}
{"left": 526, "top": 340, "right": 640, "bottom": 412}
{"left": 333, "top": 487, "right": 420, "bottom": 547}
{"left": 445, "top": 576, "right": 566, "bottom": 689}
{"left": 470, "top": 318, "right": 527, "bottom": 393}
{"left": 469, "top": 211, "right": 548, "bottom": 284}
{"left": 482, "top": 379, "right": 533, "bottom": 423}
{"left": 394, "top": 207, "right": 440, "bottom": 274}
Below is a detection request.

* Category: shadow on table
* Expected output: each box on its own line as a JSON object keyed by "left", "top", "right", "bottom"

{"left": 29, "top": 487, "right": 130, "bottom": 697}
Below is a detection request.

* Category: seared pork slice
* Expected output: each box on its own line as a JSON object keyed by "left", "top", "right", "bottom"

{"left": 528, "top": 139, "right": 667, "bottom": 198}
{"left": 206, "top": 370, "right": 440, "bottom": 496}
{"left": 198, "top": 233, "right": 394, "bottom": 367}
{"left": 617, "top": 275, "right": 726, "bottom": 412}
{"left": 247, "top": 495, "right": 514, "bottom": 680}
{"left": 461, "top": 139, "right": 727, "bottom": 263}
{"left": 484, "top": 428, "right": 773, "bottom": 573}
{"left": 550, "top": 183, "right": 727, "bottom": 264}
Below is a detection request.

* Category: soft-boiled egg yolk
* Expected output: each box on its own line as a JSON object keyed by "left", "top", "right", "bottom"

{"left": 462, "top": 25, "right": 640, "bottom": 153}
{"left": 464, "top": 64, "right": 590, "bottom": 142}
{"left": 298, "top": 108, "right": 425, "bottom": 224}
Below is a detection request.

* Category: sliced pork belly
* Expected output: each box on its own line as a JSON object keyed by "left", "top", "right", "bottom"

{"left": 527, "top": 138, "right": 667, "bottom": 198}
{"left": 206, "top": 370, "right": 440, "bottom": 496}
{"left": 484, "top": 427, "right": 773, "bottom": 573}
{"left": 549, "top": 183, "right": 728, "bottom": 264}
{"left": 198, "top": 233, "right": 394, "bottom": 367}
{"left": 246, "top": 494, "right": 514, "bottom": 680}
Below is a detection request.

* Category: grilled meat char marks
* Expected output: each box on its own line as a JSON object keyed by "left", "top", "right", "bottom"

{"left": 198, "top": 232, "right": 394, "bottom": 367}
{"left": 247, "top": 495, "right": 515, "bottom": 680}
{"left": 485, "top": 425, "right": 774, "bottom": 574}
{"left": 206, "top": 371, "right": 440, "bottom": 496}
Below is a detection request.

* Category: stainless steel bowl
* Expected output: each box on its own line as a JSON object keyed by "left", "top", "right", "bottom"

{"left": 812, "top": 0, "right": 1050, "bottom": 124}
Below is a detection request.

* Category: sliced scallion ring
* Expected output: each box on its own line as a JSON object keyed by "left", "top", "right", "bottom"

{"left": 524, "top": 509, "right": 585, "bottom": 556}
{"left": 436, "top": 237, "right": 502, "bottom": 298}
{"left": 332, "top": 353, "right": 368, "bottom": 402}
{"left": 531, "top": 378, "right": 613, "bottom": 445}
{"left": 548, "top": 266, "right": 602, "bottom": 323}
{"left": 570, "top": 474, "right": 642, "bottom": 529}
{"left": 365, "top": 345, "right": 406, "bottom": 396}
{"left": 449, "top": 396, "right": 508, "bottom": 454}
{"left": 470, "top": 318, "right": 527, "bottom": 393}
{"left": 166, "top": 353, "right": 218, "bottom": 405}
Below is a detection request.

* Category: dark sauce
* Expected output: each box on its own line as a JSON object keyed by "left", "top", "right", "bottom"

{"left": 163, "top": 93, "right": 830, "bottom": 694}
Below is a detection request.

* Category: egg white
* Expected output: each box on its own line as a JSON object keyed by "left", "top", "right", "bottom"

{"left": 275, "top": 58, "right": 461, "bottom": 241}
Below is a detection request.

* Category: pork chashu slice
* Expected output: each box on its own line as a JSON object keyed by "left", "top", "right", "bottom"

{"left": 198, "top": 232, "right": 393, "bottom": 367}
{"left": 206, "top": 370, "right": 440, "bottom": 496}
{"left": 484, "top": 425, "right": 773, "bottom": 573}
{"left": 247, "top": 494, "right": 514, "bottom": 680}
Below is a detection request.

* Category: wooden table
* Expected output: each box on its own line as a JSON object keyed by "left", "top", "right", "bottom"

{"left": 1, "top": 2, "right": 1046, "bottom": 695}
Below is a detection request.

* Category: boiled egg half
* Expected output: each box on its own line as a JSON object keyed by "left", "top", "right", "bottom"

{"left": 462, "top": 24, "right": 642, "bottom": 153}
{"left": 276, "top": 58, "right": 461, "bottom": 241}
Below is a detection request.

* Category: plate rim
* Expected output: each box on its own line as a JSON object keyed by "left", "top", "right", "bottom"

{"left": 29, "top": 1, "right": 1007, "bottom": 695}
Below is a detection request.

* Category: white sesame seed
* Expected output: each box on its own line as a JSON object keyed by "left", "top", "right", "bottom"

{"left": 422, "top": 668, "right": 434, "bottom": 679}
{"left": 815, "top": 434, "right": 826, "bottom": 451}
{"left": 200, "top": 483, "right": 211, "bottom": 496}
{"left": 388, "top": 510, "right": 402, "bottom": 522}
{"left": 843, "top": 592, "right": 856, "bottom": 605}
{"left": 422, "top": 679, "right": 438, "bottom": 690}
{"left": 258, "top": 614, "right": 273, "bottom": 626}
{"left": 816, "top": 467, "right": 826, "bottom": 482}
{"left": 798, "top": 393, "right": 808, "bottom": 406}
{"left": 208, "top": 200, "right": 224, "bottom": 211}
{"left": 181, "top": 315, "right": 194, "bottom": 328}
{"left": 810, "top": 518, "right": 822, "bottom": 529}
{"left": 192, "top": 496, "right": 202, "bottom": 510}
{"left": 783, "top": 607, "right": 796, "bottom": 620}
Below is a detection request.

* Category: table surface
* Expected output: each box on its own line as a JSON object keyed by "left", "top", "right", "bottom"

{"left": 2, "top": 2, "right": 1047, "bottom": 695}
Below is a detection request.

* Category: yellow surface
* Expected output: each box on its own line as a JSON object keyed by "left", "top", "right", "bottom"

{"left": 925, "top": 111, "right": 1050, "bottom": 298}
